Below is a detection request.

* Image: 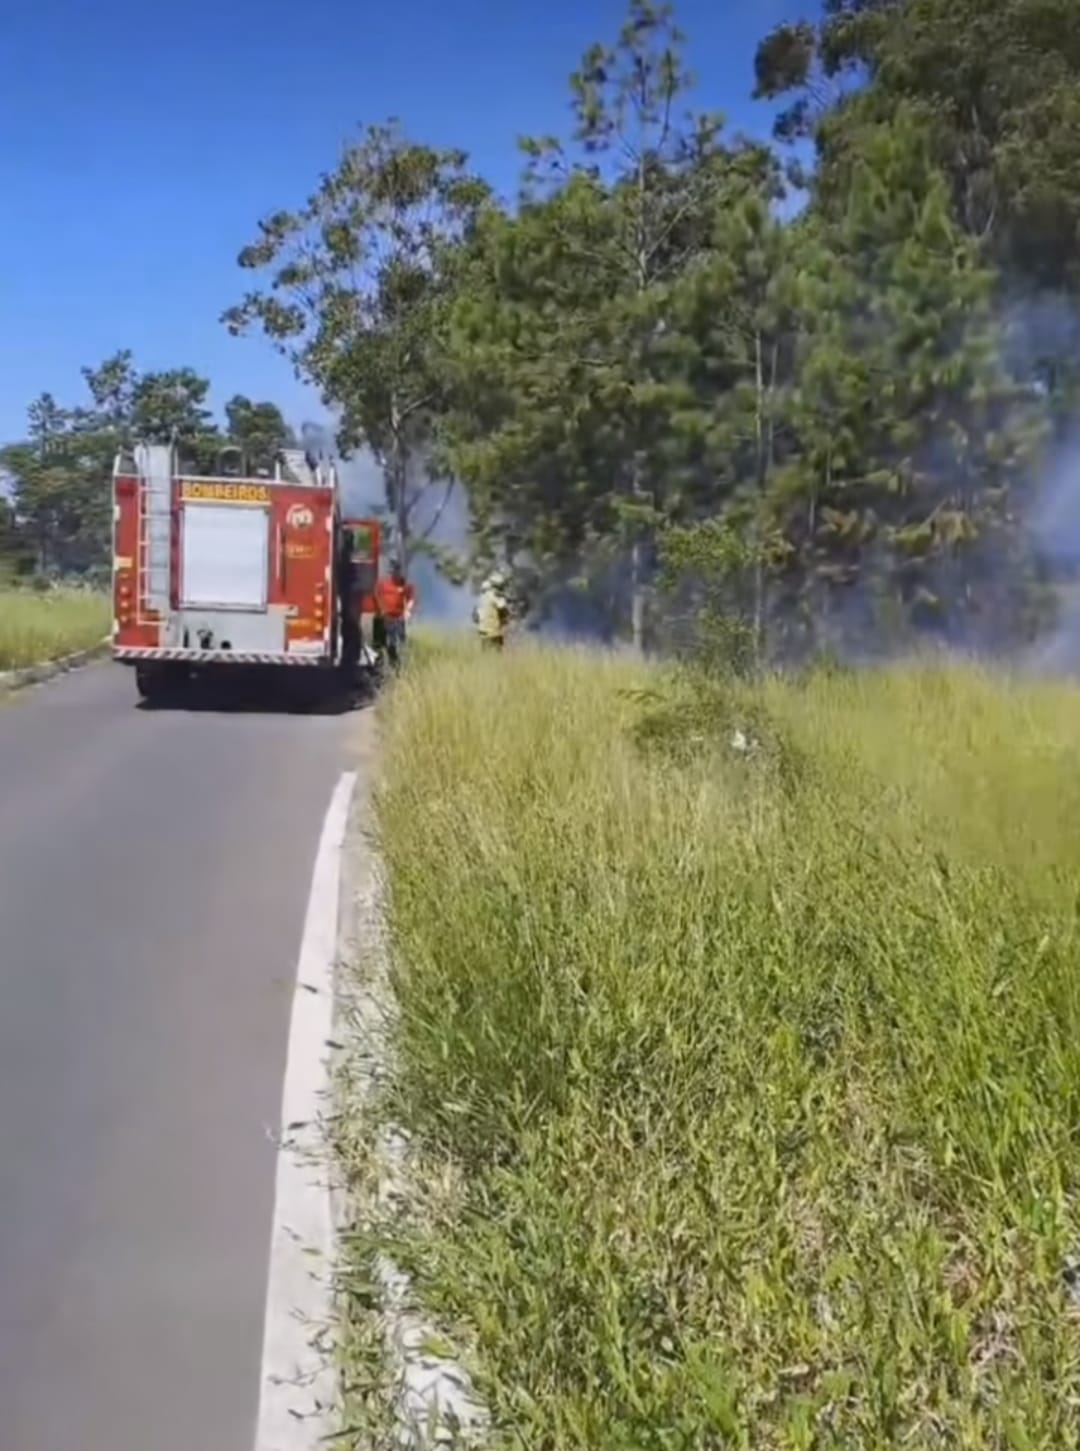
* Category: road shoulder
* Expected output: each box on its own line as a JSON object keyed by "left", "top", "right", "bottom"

{"left": 332, "top": 709, "right": 488, "bottom": 1447}
{"left": 0, "top": 639, "right": 110, "bottom": 695}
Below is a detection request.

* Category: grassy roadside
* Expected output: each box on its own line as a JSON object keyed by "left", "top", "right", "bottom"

{"left": 0, "top": 588, "right": 110, "bottom": 672}
{"left": 354, "top": 637, "right": 1080, "bottom": 1448}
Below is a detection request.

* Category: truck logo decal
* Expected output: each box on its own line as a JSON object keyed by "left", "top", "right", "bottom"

{"left": 180, "top": 481, "right": 271, "bottom": 504}
{"left": 286, "top": 504, "right": 315, "bottom": 528}
{"left": 285, "top": 542, "right": 316, "bottom": 559}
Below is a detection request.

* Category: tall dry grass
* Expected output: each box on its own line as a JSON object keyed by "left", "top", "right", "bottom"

{"left": 361, "top": 637, "right": 1080, "bottom": 1448}
{"left": 0, "top": 588, "right": 110, "bottom": 671}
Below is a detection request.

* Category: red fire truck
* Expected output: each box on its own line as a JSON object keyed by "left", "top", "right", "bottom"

{"left": 111, "top": 441, "right": 381, "bottom": 703}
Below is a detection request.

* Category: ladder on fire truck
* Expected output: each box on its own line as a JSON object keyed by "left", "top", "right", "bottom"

{"left": 132, "top": 442, "right": 173, "bottom": 619}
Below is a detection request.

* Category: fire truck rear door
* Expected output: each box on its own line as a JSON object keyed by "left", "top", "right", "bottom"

{"left": 180, "top": 502, "right": 270, "bottom": 610}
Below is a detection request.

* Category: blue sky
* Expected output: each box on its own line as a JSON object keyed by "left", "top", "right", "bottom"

{"left": 0, "top": 0, "right": 809, "bottom": 442}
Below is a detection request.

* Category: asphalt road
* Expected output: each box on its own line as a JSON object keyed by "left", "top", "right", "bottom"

{"left": 0, "top": 662, "right": 350, "bottom": 1451}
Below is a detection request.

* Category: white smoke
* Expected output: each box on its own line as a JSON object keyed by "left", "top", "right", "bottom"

{"left": 297, "top": 417, "right": 472, "bottom": 623}
{"left": 1028, "top": 436, "right": 1080, "bottom": 672}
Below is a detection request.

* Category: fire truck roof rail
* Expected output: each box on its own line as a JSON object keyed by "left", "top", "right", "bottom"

{"left": 277, "top": 447, "right": 338, "bottom": 489}
{"left": 113, "top": 437, "right": 340, "bottom": 488}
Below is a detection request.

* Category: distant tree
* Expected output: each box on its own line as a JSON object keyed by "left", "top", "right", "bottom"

{"left": 79, "top": 351, "right": 137, "bottom": 429}
{"left": 0, "top": 488, "right": 28, "bottom": 580}
{"left": 129, "top": 368, "right": 214, "bottom": 446}
{"left": 2, "top": 394, "right": 87, "bottom": 572}
{"left": 0, "top": 441, "right": 91, "bottom": 575}
{"left": 225, "top": 120, "right": 488, "bottom": 565}
{"left": 0, "top": 355, "right": 294, "bottom": 576}
{"left": 224, "top": 395, "right": 294, "bottom": 473}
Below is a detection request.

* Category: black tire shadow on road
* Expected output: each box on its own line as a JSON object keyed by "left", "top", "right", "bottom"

{"left": 135, "top": 680, "right": 378, "bottom": 717}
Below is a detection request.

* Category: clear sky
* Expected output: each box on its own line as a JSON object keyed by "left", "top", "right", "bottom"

{"left": 0, "top": 0, "right": 808, "bottom": 442}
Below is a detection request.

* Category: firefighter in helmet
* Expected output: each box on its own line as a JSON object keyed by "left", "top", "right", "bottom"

{"left": 473, "top": 569, "right": 512, "bottom": 649}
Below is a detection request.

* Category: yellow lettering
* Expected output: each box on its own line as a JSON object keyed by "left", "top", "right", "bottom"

{"left": 180, "top": 480, "right": 270, "bottom": 504}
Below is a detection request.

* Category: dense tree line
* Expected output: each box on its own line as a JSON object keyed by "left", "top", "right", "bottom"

{"left": 6, "top": 0, "right": 1078, "bottom": 662}
{"left": 229, "top": 0, "right": 1080, "bottom": 660}
{"left": 0, "top": 352, "right": 292, "bottom": 581}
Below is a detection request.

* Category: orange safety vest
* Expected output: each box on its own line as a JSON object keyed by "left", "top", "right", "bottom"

{"left": 374, "top": 577, "right": 415, "bottom": 620}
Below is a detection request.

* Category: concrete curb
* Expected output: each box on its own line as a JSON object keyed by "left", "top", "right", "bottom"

{"left": 0, "top": 637, "right": 111, "bottom": 693}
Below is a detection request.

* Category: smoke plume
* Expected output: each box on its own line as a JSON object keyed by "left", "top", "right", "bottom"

{"left": 298, "top": 418, "right": 473, "bottom": 624}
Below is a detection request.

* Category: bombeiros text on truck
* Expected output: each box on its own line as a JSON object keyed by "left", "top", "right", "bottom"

{"left": 111, "top": 441, "right": 381, "bottom": 703}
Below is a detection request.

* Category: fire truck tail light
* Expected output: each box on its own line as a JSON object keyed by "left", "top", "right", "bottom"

{"left": 115, "top": 570, "right": 134, "bottom": 624}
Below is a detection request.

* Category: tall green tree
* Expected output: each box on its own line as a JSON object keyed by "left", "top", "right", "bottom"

{"left": 656, "top": 109, "right": 1050, "bottom": 662}
{"left": 779, "top": 115, "right": 1048, "bottom": 648}
{"left": 442, "top": 0, "right": 777, "bottom": 645}
{"left": 223, "top": 396, "right": 294, "bottom": 473}
{"left": 224, "top": 121, "right": 488, "bottom": 564}
{"left": 755, "top": 0, "right": 1080, "bottom": 294}
{"left": 663, "top": 190, "right": 803, "bottom": 662}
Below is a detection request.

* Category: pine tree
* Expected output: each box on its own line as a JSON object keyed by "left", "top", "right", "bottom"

{"left": 441, "top": 0, "right": 777, "bottom": 643}
{"left": 782, "top": 115, "right": 1048, "bottom": 649}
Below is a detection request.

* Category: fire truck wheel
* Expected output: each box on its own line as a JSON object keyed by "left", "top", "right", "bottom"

{"left": 135, "top": 663, "right": 182, "bottom": 705}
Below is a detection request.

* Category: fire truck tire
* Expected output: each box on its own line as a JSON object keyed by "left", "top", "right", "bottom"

{"left": 135, "top": 663, "right": 183, "bottom": 705}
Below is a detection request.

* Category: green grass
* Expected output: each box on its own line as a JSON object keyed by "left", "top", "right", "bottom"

{"left": 355, "top": 639, "right": 1080, "bottom": 1448}
{"left": 0, "top": 587, "right": 110, "bottom": 671}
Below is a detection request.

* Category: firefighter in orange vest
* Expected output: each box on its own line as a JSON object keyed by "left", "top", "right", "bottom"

{"left": 373, "top": 558, "right": 416, "bottom": 670}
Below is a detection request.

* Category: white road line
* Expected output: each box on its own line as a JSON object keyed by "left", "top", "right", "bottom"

{"left": 253, "top": 769, "right": 357, "bottom": 1451}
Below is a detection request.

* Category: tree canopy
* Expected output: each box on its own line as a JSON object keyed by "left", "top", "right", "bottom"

{"left": 224, "top": 121, "right": 488, "bottom": 565}
{"left": 6, "top": 0, "right": 1078, "bottom": 663}
{"left": 222, "top": 0, "right": 1074, "bottom": 657}
{"left": 0, "top": 353, "right": 292, "bottom": 579}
